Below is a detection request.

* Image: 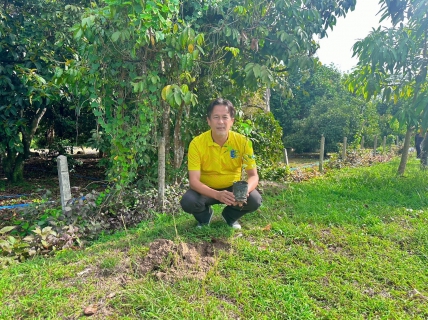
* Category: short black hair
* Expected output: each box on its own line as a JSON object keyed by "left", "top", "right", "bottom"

{"left": 207, "top": 98, "right": 235, "bottom": 119}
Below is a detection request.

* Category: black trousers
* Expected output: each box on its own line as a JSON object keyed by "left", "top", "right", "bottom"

{"left": 180, "top": 186, "right": 262, "bottom": 224}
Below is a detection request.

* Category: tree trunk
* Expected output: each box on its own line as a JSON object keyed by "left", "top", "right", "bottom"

{"left": 264, "top": 88, "right": 271, "bottom": 112}
{"left": 162, "top": 101, "right": 171, "bottom": 165}
{"left": 157, "top": 137, "right": 165, "bottom": 210}
{"left": 157, "top": 101, "right": 169, "bottom": 207}
{"left": 3, "top": 146, "right": 25, "bottom": 183}
{"left": 173, "top": 103, "right": 185, "bottom": 170}
{"left": 420, "top": 131, "right": 428, "bottom": 168}
{"left": 397, "top": 127, "right": 413, "bottom": 176}
{"left": 3, "top": 107, "right": 46, "bottom": 183}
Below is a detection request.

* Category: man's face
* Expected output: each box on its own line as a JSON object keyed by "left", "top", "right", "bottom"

{"left": 207, "top": 104, "right": 234, "bottom": 138}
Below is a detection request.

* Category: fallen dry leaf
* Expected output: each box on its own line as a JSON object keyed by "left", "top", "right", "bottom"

{"left": 262, "top": 224, "right": 271, "bottom": 231}
{"left": 77, "top": 268, "right": 92, "bottom": 276}
{"left": 84, "top": 304, "right": 97, "bottom": 316}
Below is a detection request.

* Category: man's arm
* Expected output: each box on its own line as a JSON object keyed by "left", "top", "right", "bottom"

{"left": 189, "top": 170, "right": 237, "bottom": 206}
{"left": 246, "top": 167, "right": 259, "bottom": 194}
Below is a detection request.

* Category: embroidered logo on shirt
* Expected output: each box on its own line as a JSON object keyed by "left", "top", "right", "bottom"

{"left": 230, "top": 149, "right": 237, "bottom": 159}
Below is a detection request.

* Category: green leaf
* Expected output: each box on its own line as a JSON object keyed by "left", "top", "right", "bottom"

{"left": 244, "top": 63, "right": 254, "bottom": 73}
{"left": 54, "top": 67, "right": 63, "bottom": 78}
{"left": 195, "top": 34, "right": 204, "bottom": 46}
{"left": 253, "top": 64, "right": 261, "bottom": 78}
{"left": 8, "top": 236, "right": 16, "bottom": 245}
{"left": 181, "top": 84, "right": 189, "bottom": 93}
{"left": 151, "top": 75, "right": 158, "bottom": 84}
{"left": 174, "top": 91, "right": 181, "bottom": 106}
{"left": 225, "top": 27, "right": 231, "bottom": 37}
{"left": 180, "top": 55, "right": 187, "bottom": 70}
{"left": 0, "top": 240, "right": 11, "bottom": 251}
{"left": 183, "top": 91, "right": 191, "bottom": 104}
{"left": 0, "top": 226, "right": 16, "bottom": 234}
{"left": 73, "top": 28, "right": 83, "bottom": 39}
{"left": 162, "top": 85, "right": 172, "bottom": 100}
{"left": 196, "top": 45, "right": 205, "bottom": 55}
{"left": 111, "top": 31, "right": 121, "bottom": 42}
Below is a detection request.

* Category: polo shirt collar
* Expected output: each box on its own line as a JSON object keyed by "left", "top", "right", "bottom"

{"left": 207, "top": 130, "right": 230, "bottom": 147}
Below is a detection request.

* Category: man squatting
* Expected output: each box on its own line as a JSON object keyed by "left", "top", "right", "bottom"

{"left": 180, "top": 98, "right": 262, "bottom": 229}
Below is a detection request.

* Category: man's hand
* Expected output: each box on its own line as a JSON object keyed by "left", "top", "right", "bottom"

{"left": 216, "top": 190, "right": 237, "bottom": 206}
{"left": 234, "top": 192, "right": 249, "bottom": 207}
{"left": 235, "top": 200, "right": 247, "bottom": 207}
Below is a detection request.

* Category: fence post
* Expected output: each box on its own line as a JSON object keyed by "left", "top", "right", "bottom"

{"left": 342, "top": 137, "right": 347, "bottom": 159}
{"left": 396, "top": 135, "right": 399, "bottom": 146}
{"left": 158, "top": 137, "right": 165, "bottom": 210}
{"left": 57, "top": 155, "right": 71, "bottom": 213}
{"left": 283, "top": 148, "right": 289, "bottom": 166}
{"left": 319, "top": 134, "right": 325, "bottom": 173}
{"left": 373, "top": 135, "right": 378, "bottom": 155}
{"left": 361, "top": 136, "right": 364, "bottom": 149}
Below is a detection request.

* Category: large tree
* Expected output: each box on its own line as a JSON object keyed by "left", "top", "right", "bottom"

{"left": 347, "top": 0, "right": 428, "bottom": 175}
{"left": 0, "top": 0, "right": 90, "bottom": 182}
{"left": 68, "top": 0, "right": 358, "bottom": 188}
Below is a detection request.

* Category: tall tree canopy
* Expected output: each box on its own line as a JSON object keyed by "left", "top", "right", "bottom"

{"left": 347, "top": 0, "right": 428, "bottom": 175}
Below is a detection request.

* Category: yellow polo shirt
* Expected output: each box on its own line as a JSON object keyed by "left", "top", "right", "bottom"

{"left": 188, "top": 130, "right": 256, "bottom": 189}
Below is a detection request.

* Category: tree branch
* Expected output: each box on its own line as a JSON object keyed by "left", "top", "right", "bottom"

{"left": 30, "top": 107, "right": 47, "bottom": 138}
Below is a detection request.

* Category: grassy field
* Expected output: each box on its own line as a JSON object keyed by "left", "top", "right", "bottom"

{"left": 1, "top": 158, "right": 427, "bottom": 319}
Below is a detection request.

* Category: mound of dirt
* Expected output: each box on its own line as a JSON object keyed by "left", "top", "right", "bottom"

{"left": 139, "top": 239, "right": 230, "bottom": 281}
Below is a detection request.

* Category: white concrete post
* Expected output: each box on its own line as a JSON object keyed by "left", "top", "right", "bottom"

{"left": 283, "top": 148, "right": 289, "bottom": 166}
{"left": 57, "top": 155, "right": 71, "bottom": 213}
{"left": 319, "top": 134, "right": 325, "bottom": 173}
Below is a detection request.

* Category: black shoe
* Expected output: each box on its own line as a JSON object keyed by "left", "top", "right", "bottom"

{"left": 195, "top": 207, "right": 213, "bottom": 228}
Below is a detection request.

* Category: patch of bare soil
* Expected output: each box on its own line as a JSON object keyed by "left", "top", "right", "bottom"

{"left": 138, "top": 239, "right": 231, "bottom": 282}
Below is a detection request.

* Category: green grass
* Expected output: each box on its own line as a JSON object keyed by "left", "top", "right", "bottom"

{"left": 1, "top": 158, "right": 428, "bottom": 319}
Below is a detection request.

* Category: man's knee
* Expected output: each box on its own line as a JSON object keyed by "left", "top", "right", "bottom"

{"left": 180, "top": 189, "right": 202, "bottom": 213}
{"left": 180, "top": 193, "right": 193, "bottom": 213}
{"left": 246, "top": 190, "right": 262, "bottom": 212}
